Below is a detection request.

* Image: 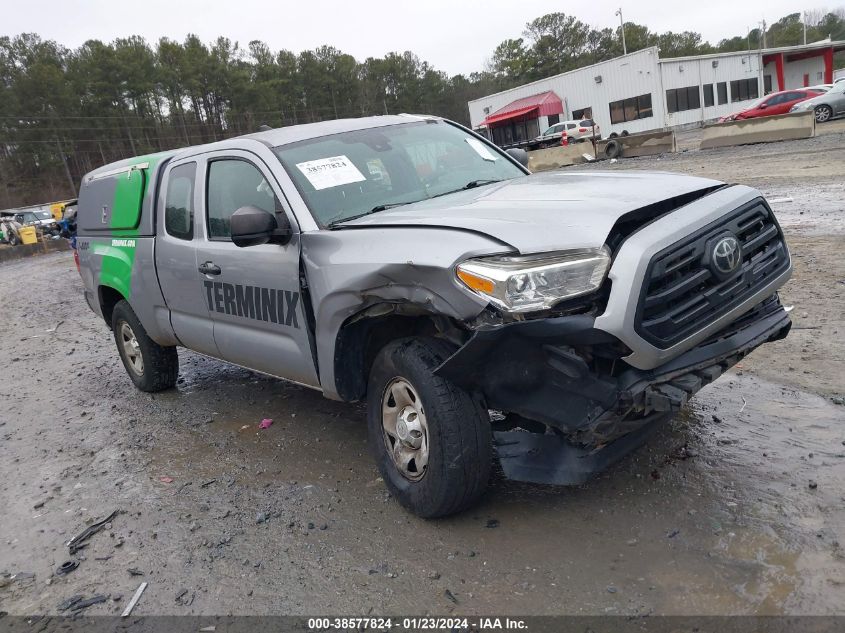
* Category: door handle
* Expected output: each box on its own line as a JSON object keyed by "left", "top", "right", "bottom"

{"left": 198, "top": 261, "right": 221, "bottom": 275}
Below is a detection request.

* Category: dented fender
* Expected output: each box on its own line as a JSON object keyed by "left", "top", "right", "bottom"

{"left": 300, "top": 226, "right": 513, "bottom": 400}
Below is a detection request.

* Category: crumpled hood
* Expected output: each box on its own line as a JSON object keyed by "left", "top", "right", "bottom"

{"left": 339, "top": 171, "right": 724, "bottom": 253}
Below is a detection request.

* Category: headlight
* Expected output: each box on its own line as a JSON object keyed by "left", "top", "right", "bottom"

{"left": 456, "top": 247, "right": 611, "bottom": 313}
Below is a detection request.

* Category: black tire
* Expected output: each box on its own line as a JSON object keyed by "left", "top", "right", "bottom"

{"left": 8, "top": 233, "right": 19, "bottom": 246}
{"left": 367, "top": 337, "right": 492, "bottom": 518}
{"left": 815, "top": 105, "right": 833, "bottom": 123}
{"left": 111, "top": 300, "right": 179, "bottom": 392}
{"left": 621, "top": 129, "right": 630, "bottom": 137}
{"left": 608, "top": 132, "right": 618, "bottom": 139}
{"left": 605, "top": 139, "right": 622, "bottom": 159}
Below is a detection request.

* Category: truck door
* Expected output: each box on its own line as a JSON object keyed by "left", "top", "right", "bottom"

{"left": 194, "top": 151, "right": 319, "bottom": 388}
{"left": 155, "top": 159, "right": 220, "bottom": 357}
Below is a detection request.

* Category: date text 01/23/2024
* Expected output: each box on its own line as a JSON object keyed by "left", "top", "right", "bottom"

{"left": 306, "top": 617, "right": 528, "bottom": 630}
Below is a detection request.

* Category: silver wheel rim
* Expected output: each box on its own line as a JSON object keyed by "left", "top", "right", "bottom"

{"left": 381, "top": 377, "right": 429, "bottom": 481}
{"left": 816, "top": 107, "right": 831, "bottom": 122}
{"left": 119, "top": 322, "right": 144, "bottom": 376}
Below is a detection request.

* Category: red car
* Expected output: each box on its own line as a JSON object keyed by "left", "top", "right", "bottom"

{"left": 719, "top": 88, "right": 825, "bottom": 122}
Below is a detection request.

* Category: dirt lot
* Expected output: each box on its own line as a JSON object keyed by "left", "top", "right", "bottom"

{"left": 1, "top": 133, "right": 844, "bottom": 618}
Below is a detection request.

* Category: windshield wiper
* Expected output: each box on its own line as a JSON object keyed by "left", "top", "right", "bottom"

{"left": 463, "top": 179, "right": 504, "bottom": 189}
{"left": 327, "top": 202, "right": 413, "bottom": 227}
{"left": 428, "top": 179, "right": 505, "bottom": 200}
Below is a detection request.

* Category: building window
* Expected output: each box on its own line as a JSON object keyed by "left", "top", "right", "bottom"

{"left": 609, "top": 94, "right": 653, "bottom": 124}
{"left": 666, "top": 86, "right": 701, "bottom": 114}
{"left": 764, "top": 75, "right": 773, "bottom": 94}
{"left": 730, "top": 78, "right": 759, "bottom": 102}
{"left": 546, "top": 113, "right": 560, "bottom": 126}
{"left": 717, "top": 82, "right": 728, "bottom": 105}
{"left": 703, "top": 84, "right": 714, "bottom": 107}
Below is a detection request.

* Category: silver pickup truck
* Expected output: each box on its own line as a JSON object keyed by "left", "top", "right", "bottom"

{"left": 76, "top": 114, "right": 792, "bottom": 517}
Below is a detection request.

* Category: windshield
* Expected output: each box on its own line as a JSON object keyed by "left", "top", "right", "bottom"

{"left": 35, "top": 211, "right": 52, "bottom": 220}
{"left": 273, "top": 121, "right": 525, "bottom": 226}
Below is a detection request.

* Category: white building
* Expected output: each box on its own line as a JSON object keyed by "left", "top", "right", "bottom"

{"left": 467, "top": 40, "right": 844, "bottom": 146}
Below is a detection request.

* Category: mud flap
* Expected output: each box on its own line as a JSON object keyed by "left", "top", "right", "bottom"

{"left": 494, "top": 412, "right": 670, "bottom": 485}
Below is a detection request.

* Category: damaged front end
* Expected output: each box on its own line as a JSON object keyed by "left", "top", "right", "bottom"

{"left": 435, "top": 294, "right": 791, "bottom": 485}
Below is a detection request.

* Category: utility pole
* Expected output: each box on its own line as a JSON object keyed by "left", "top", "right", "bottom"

{"left": 802, "top": 12, "right": 807, "bottom": 45}
{"left": 761, "top": 19, "right": 767, "bottom": 49}
{"left": 55, "top": 137, "right": 75, "bottom": 194}
{"left": 615, "top": 8, "right": 627, "bottom": 55}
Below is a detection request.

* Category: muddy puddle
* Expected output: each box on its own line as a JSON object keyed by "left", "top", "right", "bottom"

{"left": 763, "top": 182, "right": 845, "bottom": 235}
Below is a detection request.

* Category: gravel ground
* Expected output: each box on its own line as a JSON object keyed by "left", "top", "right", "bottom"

{"left": 1, "top": 133, "right": 845, "bottom": 617}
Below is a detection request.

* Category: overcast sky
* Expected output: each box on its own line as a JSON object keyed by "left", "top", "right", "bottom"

{"left": 2, "top": 0, "right": 820, "bottom": 75}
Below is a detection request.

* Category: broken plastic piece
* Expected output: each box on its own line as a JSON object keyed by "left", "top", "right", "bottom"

{"left": 122, "top": 581, "right": 148, "bottom": 617}
{"left": 159, "top": 476, "right": 174, "bottom": 483}
{"left": 259, "top": 418, "right": 273, "bottom": 429}
{"left": 56, "top": 560, "right": 79, "bottom": 575}
{"left": 66, "top": 510, "right": 119, "bottom": 555}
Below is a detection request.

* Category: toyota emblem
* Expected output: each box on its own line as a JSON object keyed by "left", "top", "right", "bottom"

{"left": 711, "top": 235, "right": 741, "bottom": 275}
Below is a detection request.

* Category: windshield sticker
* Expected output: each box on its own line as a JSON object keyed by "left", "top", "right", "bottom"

{"left": 296, "top": 155, "right": 366, "bottom": 190}
{"left": 465, "top": 138, "right": 498, "bottom": 162}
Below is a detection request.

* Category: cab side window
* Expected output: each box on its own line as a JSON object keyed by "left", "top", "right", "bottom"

{"left": 207, "top": 159, "right": 281, "bottom": 240}
{"left": 164, "top": 163, "right": 196, "bottom": 241}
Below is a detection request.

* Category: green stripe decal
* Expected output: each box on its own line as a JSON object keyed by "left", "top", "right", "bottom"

{"left": 95, "top": 153, "right": 169, "bottom": 300}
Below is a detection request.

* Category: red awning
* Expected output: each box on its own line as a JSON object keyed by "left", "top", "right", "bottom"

{"left": 483, "top": 91, "right": 563, "bottom": 126}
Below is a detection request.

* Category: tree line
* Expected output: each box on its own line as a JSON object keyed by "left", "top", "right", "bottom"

{"left": 1, "top": 9, "right": 843, "bottom": 207}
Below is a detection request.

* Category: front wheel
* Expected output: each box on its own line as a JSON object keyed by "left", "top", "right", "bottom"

{"left": 112, "top": 300, "right": 179, "bottom": 392}
{"left": 815, "top": 105, "right": 833, "bottom": 123}
{"left": 367, "top": 338, "right": 492, "bottom": 518}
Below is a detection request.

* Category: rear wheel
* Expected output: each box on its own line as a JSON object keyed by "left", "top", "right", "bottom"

{"left": 112, "top": 300, "right": 178, "bottom": 392}
{"left": 367, "top": 338, "right": 492, "bottom": 518}
{"left": 815, "top": 105, "right": 833, "bottom": 123}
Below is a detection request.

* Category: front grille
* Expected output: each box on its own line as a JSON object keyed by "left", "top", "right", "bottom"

{"left": 636, "top": 198, "right": 789, "bottom": 349}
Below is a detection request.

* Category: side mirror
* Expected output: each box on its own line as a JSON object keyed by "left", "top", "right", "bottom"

{"left": 230, "top": 205, "right": 292, "bottom": 248}
{"left": 506, "top": 148, "right": 529, "bottom": 167}
{"left": 758, "top": 102, "right": 768, "bottom": 109}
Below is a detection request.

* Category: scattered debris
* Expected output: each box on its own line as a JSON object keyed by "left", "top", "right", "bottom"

{"left": 809, "top": 480, "right": 818, "bottom": 490}
{"left": 66, "top": 510, "right": 119, "bottom": 555}
{"left": 159, "top": 476, "right": 174, "bottom": 484}
{"left": 259, "top": 418, "right": 273, "bottom": 429}
{"left": 127, "top": 568, "right": 144, "bottom": 576}
{"left": 256, "top": 511, "right": 268, "bottom": 524}
{"left": 57, "top": 595, "right": 84, "bottom": 611}
{"left": 607, "top": 585, "right": 618, "bottom": 593}
{"left": 69, "top": 595, "right": 109, "bottom": 611}
{"left": 56, "top": 560, "right": 79, "bottom": 575}
{"left": 485, "top": 518, "right": 499, "bottom": 528}
{"left": 768, "top": 197, "right": 793, "bottom": 204}
{"left": 667, "top": 529, "right": 680, "bottom": 538}
{"left": 121, "top": 581, "right": 148, "bottom": 617}
{"left": 46, "top": 320, "right": 65, "bottom": 333}
{"left": 200, "top": 479, "right": 217, "bottom": 488}
{"left": 444, "top": 589, "right": 458, "bottom": 604}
